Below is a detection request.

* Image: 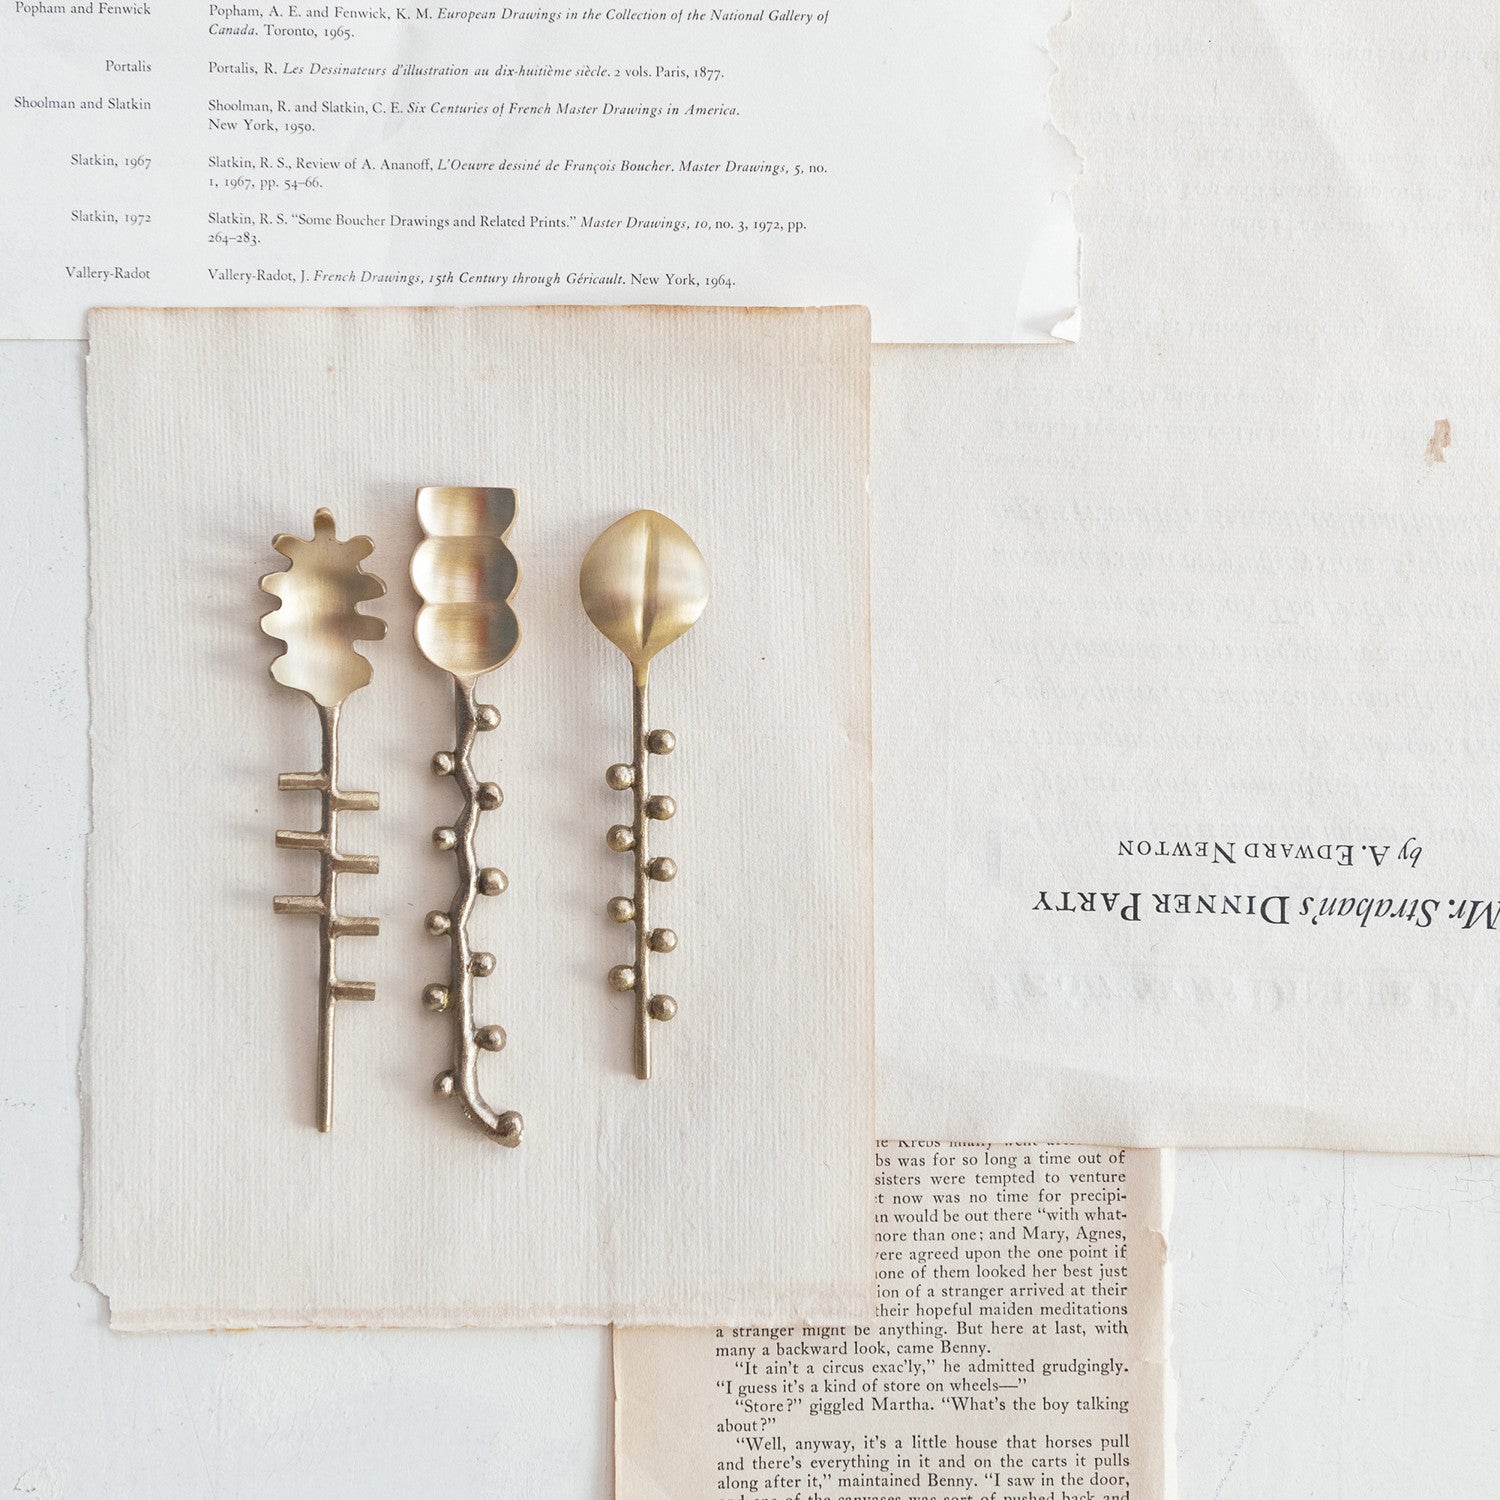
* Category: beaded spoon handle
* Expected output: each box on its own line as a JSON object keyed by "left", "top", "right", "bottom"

{"left": 579, "top": 510, "right": 709, "bottom": 1080}
{"left": 411, "top": 486, "right": 524, "bottom": 1146}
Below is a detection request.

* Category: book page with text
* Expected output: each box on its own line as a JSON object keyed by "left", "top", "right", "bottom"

{"left": 873, "top": 0, "right": 1500, "bottom": 1152}
{"left": 616, "top": 1143, "right": 1168, "bottom": 1500}
{"left": 0, "top": 1, "right": 1075, "bottom": 340}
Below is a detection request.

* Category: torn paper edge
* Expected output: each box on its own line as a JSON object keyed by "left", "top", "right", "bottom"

{"left": 1160, "top": 1148, "right": 1179, "bottom": 1500}
{"left": 1008, "top": 0, "right": 1082, "bottom": 343}
{"left": 1036, "top": 1, "right": 1082, "bottom": 342}
{"left": 72, "top": 327, "right": 110, "bottom": 1317}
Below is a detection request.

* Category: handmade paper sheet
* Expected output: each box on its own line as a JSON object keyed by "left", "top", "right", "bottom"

{"left": 873, "top": 0, "right": 1500, "bottom": 1152}
{"left": 83, "top": 304, "right": 873, "bottom": 1327}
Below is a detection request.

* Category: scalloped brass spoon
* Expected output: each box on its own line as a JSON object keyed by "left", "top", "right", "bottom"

{"left": 579, "top": 509, "right": 709, "bottom": 1080}
{"left": 411, "top": 485, "right": 524, "bottom": 1146}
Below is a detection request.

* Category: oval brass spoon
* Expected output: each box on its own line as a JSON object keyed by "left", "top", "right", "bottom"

{"left": 579, "top": 509, "right": 709, "bottom": 1080}
{"left": 411, "top": 485, "right": 523, "bottom": 1147}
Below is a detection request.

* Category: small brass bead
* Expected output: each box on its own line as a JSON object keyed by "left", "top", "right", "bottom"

{"left": 646, "top": 729, "right": 675, "bottom": 755}
{"left": 431, "top": 751, "right": 455, "bottom": 777}
{"left": 606, "top": 763, "right": 635, "bottom": 790}
{"left": 647, "top": 856, "right": 677, "bottom": 882}
{"left": 495, "top": 1110, "right": 524, "bottom": 1147}
{"left": 476, "top": 782, "right": 503, "bottom": 811}
{"left": 424, "top": 910, "right": 452, "bottom": 936}
{"left": 608, "top": 964, "right": 637, "bottom": 992}
{"left": 432, "top": 825, "right": 458, "bottom": 851}
{"left": 647, "top": 994, "right": 678, "bottom": 1022}
{"left": 644, "top": 794, "right": 676, "bottom": 821}
{"left": 606, "top": 896, "right": 636, "bottom": 924}
{"left": 469, "top": 951, "right": 496, "bottom": 977}
{"left": 475, "top": 1024, "right": 507, "bottom": 1052}
{"left": 478, "top": 867, "right": 508, "bottom": 896}
{"left": 422, "top": 983, "right": 450, "bottom": 1013}
{"left": 434, "top": 1070, "right": 456, "bottom": 1097}
{"left": 607, "top": 824, "right": 636, "bottom": 852}
{"left": 475, "top": 704, "right": 501, "bottom": 731}
{"left": 648, "top": 927, "right": 678, "bottom": 953}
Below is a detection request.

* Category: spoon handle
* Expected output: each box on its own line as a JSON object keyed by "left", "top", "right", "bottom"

{"left": 605, "top": 668, "right": 680, "bottom": 1080}
{"left": 423, "top": 679, "right": 522, "bottom": 1147}
{"left": 273, "top": 700, "right": 380, "bottom": 1131}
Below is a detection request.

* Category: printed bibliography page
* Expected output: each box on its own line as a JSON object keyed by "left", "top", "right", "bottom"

{"left": 615, "top": 1143, "right": 1168, "bottom": 1499}
{"left": 0, "top": 1, "right": 1075, "bottom": 341}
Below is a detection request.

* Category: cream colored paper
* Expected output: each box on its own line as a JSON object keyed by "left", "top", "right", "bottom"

{"left": 615, "top": 1143, "right": 1169, "bottom": 1500}
{"left": 83, "top": 304, "right": 874, "bottom": 1328}
{"left": 874, "top": 0, "right": 1500, "bottom": 1151}
{"left": 0, "top": 2, "right": 1075, "bottom": 342}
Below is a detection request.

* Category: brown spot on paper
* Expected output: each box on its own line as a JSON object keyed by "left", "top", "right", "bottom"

{"left": 1426, "top": 418, "right": 1451, "bottom": 463}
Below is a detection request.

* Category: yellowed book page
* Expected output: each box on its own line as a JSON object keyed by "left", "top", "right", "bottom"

{"left": 82, "top": 303, "right": 874, "bottom": 1328}
{"left": 615, "top": 1143, "right": 1169, "bottom": 1500}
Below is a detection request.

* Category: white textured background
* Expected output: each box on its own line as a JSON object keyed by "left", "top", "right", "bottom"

{"left": 8, "top": 341, "right": 1500, "bottom": 1500}
{"left": 10, "top": 0, "right": 1500, "bottom": 1483}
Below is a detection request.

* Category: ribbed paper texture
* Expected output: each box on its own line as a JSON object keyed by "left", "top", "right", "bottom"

{"left": 83, "top": 305, "right": 874, "bottom": 1328}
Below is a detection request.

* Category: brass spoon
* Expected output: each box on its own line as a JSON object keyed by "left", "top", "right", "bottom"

{"left": 411, "top": 485, "right": 523, "bottom": 1146}
{"left": 260, "top": 508, "right": 386, "bottom": 1132}
{"left": 579, "top": 509, "right": 709, "bottom": 1080}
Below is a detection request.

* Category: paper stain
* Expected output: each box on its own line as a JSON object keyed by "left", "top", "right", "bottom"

{"left": 10, "top": 1460, "right": 64, "bottom": 1498}
{"left": 1425, "top": 418, "right": 1451, "bottom": 464}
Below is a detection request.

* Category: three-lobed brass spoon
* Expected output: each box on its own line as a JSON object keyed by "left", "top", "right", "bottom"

{"left": 411, "top": 485, "right": 524, "bottom": 1146}
{"left": 579, "top": 509, "right": 709, "bottom": 1079}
